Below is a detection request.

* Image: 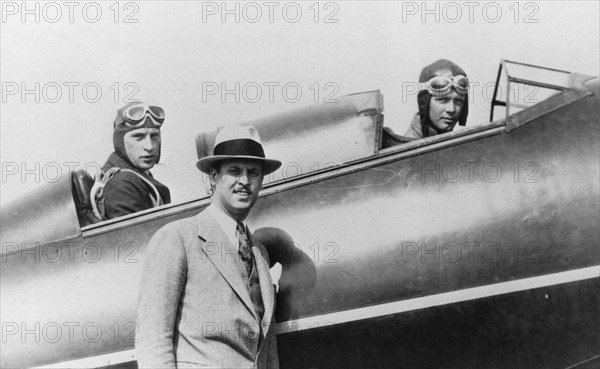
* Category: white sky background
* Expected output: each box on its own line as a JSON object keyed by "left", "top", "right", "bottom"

{"left": 1, "top": 1, "right": 599, "bottom": 207}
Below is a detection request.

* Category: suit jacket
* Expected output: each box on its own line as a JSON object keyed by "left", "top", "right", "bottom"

{"left": 136, "top": 209, "right": 279, "bottom": 369}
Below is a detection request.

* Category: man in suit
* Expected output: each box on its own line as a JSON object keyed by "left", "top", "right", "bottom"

{"left": 136, "top": 124, "right": 282, "bottom": 368}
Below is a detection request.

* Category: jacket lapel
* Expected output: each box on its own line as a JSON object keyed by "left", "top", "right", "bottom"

{"left": 195, "top": 210, "right": 257, "bottom": 321}
{"left": 249, "top": 231, "right": 275, "bottom": 336}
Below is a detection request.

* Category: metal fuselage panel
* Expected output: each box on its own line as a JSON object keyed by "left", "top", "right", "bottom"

{"left": 1, "top": 172, "right": 81, "bottom": 248}
{"left": 1, "top": 82, "right": 598, "bottom": 368}
{"left": 256, "top": 93, "right": 599, "bottom": 320}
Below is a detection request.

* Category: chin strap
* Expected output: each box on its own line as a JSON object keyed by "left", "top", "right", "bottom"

{"left": 91, "top": 167, "right": 163, "bottom": 219}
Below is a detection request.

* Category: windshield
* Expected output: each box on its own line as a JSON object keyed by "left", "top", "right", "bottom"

{"left": 490, "top": 59, "right": 571, "bottom": 121}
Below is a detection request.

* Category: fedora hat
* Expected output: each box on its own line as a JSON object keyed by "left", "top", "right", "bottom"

{"left": 196, "top": 124, "right": 282, "bottom": 175}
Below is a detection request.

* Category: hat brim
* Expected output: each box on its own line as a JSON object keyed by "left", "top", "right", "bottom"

{"left": 197, "top": 155, "right": 282, "bottom": 175}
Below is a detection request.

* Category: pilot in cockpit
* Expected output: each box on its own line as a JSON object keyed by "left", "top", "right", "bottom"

{"left": 100, "top": 103, "right": 171, "bottom": 219}
{"left": 383, "top": 59, "right": 469, "bottom": 146}
{"left": 404, "top": 59, "right": 469, "bottom": 138}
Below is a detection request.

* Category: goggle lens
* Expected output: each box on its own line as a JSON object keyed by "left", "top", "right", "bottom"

{"left": 127, "top": 106, "right": 147, "bottom": 120}
{"left": 454, "top": 76, "right": 469, "bottom": 89}
{"left": 429, "top": 77, "right": 451, "bottom": 90}
{"left": 148, "top": 106, "right": 165, "bottom": 120}
{"left": 424, "top": 75, "right": 469, "bottom": 96}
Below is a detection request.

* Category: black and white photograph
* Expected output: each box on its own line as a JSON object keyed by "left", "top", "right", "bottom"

{"left": 1, "top": 1, "right": 599, "bottom": 368}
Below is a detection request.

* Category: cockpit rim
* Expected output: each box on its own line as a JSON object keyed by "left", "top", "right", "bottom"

{"left": 80, "top": 118, "right": 509, "bottom": 238}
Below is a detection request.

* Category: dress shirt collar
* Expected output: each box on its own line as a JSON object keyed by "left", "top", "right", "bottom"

{"left": 207, "top": 203, "right": 244, "bottom": 251}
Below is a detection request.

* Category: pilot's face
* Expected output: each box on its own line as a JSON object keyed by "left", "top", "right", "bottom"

{"left": 427, "top": 69, "right": 465, "bottom": 133}
{"left": 428, "top": 90, "right": 465, "bottom": 133}
{"left": 123, "top": 127, "right": 161, "bottom": 171}
{"left": 210, "top": 159, "right": 264, "bottom": 222}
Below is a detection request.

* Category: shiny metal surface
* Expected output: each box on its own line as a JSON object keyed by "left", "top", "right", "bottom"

{"left": 196, "top": 90, "right": 383, "bottom": 184}
{"left": 1, "top": 67, "right": 598, "bottom": 368}
{"left": 0, "top": 172, "right": 81, "bottom": 249}
{"left": 252, "top": 87, "right": 599, "bottom": 319}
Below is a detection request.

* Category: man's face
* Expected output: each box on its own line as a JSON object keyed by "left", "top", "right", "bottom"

{"left": 123, "top": 127, "right": 161, "bottom": 171}
{"left": 210, "top": 159, "right": 264, "bottom": 222}
{"left": 427, "top": 69, "right": 466, "bottom": 133}
{"left": 428, "top": 90, "right": 465, "bottom": 133}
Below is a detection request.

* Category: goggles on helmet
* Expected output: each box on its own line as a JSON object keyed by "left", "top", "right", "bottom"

{"left": 421, "top": 75, "right": 469, "bottom": 97}
{"left": 119, "top": 104, "right": 165, "bottom": 128}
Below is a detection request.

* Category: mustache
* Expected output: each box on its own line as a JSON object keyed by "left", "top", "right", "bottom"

{"left": 233, "top": 185, "right": 253, "bottom": 192}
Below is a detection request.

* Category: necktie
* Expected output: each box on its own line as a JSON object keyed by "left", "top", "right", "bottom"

{"left": 236, "top": 222, "right": 253, "bottom": 276}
